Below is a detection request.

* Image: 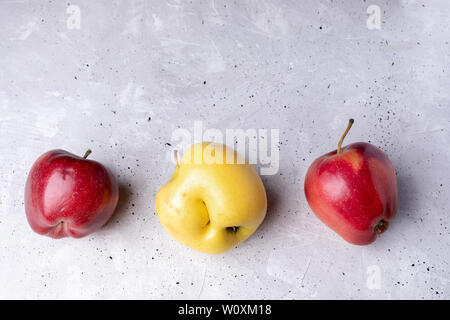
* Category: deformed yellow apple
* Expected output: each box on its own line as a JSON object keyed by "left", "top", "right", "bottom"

{"left": 155, "top": 142, "right": 267, "bottom": 254}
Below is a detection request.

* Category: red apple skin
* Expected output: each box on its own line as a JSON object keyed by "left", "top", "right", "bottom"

{"left": 25, "top": 150, "right": 119, "bottom": 239}
{"left": 304, "top": 142, "right": 398, "bottom": 245}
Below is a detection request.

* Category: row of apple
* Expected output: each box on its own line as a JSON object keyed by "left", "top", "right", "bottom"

{"left": 25, "top": 119, "right": 398, "bottom": 253}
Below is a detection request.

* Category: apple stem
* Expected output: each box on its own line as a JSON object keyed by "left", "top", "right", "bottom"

{"left": 337, "top": 119, "right": 354, "bottom": 155}
{"left": 174, "top": 149, "right": 180, "bottom": 168}
{"left": 83, "top": 149, "right": 92, "bottom": 159}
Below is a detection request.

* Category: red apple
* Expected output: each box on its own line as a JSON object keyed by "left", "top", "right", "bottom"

{"left": 304, "top": 119, "right": 398, "bottom": 245}
{"left": 25, "top": 149, "right": 119, "bottom": 238}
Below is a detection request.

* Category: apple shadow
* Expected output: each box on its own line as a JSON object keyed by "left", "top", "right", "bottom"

{"left": 257, "top": 177, "right": 281, "bottom": 231}
{"left": 101, "top": 182, "right": 133, "bottom": 231}
{"left": 392, "top": 171, "right": 416, "bottom": 223}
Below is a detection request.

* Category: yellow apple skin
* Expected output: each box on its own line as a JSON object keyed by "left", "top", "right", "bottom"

{"left": 155, "top": 142, "right": 267, "bottom": 254}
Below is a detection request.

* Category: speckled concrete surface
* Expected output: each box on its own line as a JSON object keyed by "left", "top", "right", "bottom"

{"left": 0, "top": 0, "right": 449, "bottom": 299}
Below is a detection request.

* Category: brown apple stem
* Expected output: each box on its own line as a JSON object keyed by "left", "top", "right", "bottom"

{"left": 83, "top": 149, "right": 92, "bottom": 159}
{"left": 337, "top": 118, "right": 354, "bottom": 155}
{"left": 174, "top": 149, "right": 180, "bottom": 168}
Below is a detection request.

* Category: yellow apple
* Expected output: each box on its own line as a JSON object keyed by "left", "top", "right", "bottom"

{"left": 155, "top": 142, "right": 267, "bottom": 254}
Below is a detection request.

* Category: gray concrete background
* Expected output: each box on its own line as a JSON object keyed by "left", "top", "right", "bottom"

{"left": 0, "top": 0, "right": 449, "bottom": 299}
